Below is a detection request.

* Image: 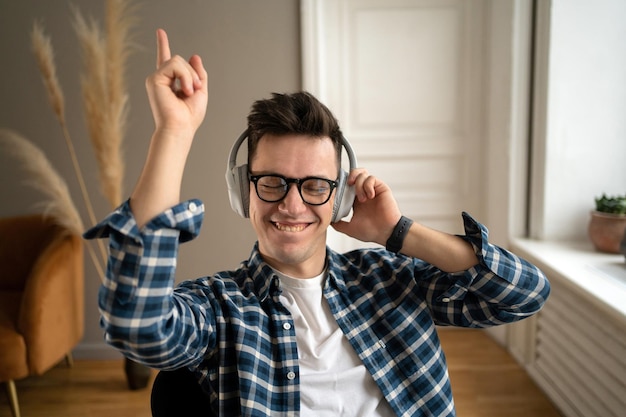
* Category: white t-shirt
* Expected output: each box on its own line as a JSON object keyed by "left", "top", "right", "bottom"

{"left": 277, "top": 270, "right": 396, "bottom": 417}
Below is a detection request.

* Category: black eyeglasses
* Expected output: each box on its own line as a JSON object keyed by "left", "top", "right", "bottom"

{"left": 249, "top": 174, "right": 338, "bottom": 205}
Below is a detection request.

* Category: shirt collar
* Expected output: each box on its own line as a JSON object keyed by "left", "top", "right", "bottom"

{"left": 247, "top": 243, "right": 280, "bottom": 302}
{"left": 246, "top": 243, "right": 348, "bottom": 301}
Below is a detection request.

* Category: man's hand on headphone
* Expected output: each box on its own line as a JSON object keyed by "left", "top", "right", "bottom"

{"left": 146, "top": 29, "right": 208, "bottom": 140}
{"left": 331, "top": 168, "right": 402, "bottom": 246}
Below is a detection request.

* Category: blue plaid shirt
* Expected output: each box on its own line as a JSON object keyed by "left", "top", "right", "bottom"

{"left": 85, "top": 199, "right": 550, "bottom": 417}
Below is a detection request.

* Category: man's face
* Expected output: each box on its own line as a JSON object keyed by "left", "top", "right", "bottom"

{"left": 248, "top": 133, "right": 338, "bottom": 278}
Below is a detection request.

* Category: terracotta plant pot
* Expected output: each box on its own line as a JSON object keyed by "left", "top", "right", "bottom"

{"left": 588, "top": 211, "right": 626, "bottom": 254}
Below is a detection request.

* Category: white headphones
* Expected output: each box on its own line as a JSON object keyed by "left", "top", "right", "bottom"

{"left": 225, "top": 130, "right": 357, "bottom": 222}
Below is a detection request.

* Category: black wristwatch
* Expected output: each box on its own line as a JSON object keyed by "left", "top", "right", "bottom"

{"left": 385, "top": 216, "right": 413, "bottom": 254}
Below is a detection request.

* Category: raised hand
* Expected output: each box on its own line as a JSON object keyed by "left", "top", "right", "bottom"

{"left": 145, "top": 29, "right": 208, "bottom": 139}
{"left": 130, "top": 29, "right": 209, "bottom": 227}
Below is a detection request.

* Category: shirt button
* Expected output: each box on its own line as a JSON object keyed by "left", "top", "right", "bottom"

{"left": 283, "top": 322, "right": 292, "bottom": 330}
{"left": 286, "top": 371, "right": 296, "bottom": 380}
{"left": 442, "top": 297, "right": 451, "bottom": 303}
{"left": 188, "top": 202, "right": 198, "bottom": 212}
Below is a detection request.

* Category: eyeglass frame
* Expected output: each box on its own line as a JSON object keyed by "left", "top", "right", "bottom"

{"left": 248, "top": 173, "right": 338, "bottom": 206}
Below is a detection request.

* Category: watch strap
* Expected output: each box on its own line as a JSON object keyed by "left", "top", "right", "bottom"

{"left": 385, "top": 215, "right": 414, "bottom": 254}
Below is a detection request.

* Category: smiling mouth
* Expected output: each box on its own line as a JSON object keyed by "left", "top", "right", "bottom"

{"left": 272, "top": 222, "right": 309, "bottom": 232}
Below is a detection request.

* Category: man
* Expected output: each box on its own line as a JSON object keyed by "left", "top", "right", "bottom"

{"left": 86, "top": 29, "right": 550, "bottom": 417}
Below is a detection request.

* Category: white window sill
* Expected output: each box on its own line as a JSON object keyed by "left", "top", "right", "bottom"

{"left": 510, "top": 238, "right": 626, "bottom": 324}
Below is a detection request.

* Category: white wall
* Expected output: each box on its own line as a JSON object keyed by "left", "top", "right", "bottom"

{"left": 531, "top": 0, "right": 626, "bottom": 241}
{"left": 0, "top": 0, "right": 301, "bottom": 358}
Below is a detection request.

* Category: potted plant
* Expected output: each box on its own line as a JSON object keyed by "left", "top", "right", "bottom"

{"left": 588, "top": 194, "right": 626, "bottom": 254}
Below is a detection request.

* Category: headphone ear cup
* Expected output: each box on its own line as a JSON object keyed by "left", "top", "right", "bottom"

{"left": 226, "top": 163, "right": 250, "bottom": 218}
{"left": 332, "top": 169, "right": 355, "bottom": 222}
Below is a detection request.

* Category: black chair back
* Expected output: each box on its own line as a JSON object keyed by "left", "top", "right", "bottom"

{"left": 150, "top": 367, "right": 213, "bottom": 416}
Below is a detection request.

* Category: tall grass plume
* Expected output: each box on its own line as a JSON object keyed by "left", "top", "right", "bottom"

{"left": 0, "top": 129, "right": 105, "bottom": 279}
{"left": 0, "top": 129, "right": 82, "bottom": 235}
{"left": 31, "top": 20, "right": 99, "bottom": 230}
{"left": 74, "top": 0, "right": 135, "bottom": 209}
{"left": 27, "top": 0, "right": 138, "bottom": 281}
{"left": 31, "top": 22, "right": 65, "bottom": 124}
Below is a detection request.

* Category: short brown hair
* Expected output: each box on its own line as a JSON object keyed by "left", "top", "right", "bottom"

{"left": 246, "top": 92, "right": 343, "bottom": 167}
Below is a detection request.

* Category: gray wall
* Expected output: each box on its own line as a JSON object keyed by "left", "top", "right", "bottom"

{"left": 0, "top": 0, "right": 301, "bottom": 358}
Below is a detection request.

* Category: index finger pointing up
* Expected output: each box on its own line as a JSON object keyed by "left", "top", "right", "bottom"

{"left": 156, "top": 28, "right": 171, "bottom": 68}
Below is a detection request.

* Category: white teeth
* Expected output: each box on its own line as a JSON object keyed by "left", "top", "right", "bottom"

{"left": 274, "top": 222, "right": 306, "bottom": 232}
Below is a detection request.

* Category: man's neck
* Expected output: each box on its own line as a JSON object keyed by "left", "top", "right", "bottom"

{"left": 261, "top": 254, "right": 327, "bottom": 279}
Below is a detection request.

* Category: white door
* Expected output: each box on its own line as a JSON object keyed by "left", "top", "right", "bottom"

{"left": 302, "top": 0, "right": 496, "bottom": 252}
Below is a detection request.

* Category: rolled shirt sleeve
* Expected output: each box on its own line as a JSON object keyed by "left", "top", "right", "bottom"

{"left": 83, "top": 199, "right": 210, "bottom": 368}
{"left": 425, "top": 212, "right": 551, "bottom": 327}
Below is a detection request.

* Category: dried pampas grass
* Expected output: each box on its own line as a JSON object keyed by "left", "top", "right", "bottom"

{"left": 0, "top": 129, "right": 83, "bottom": 235}
{"left": 28, "top": 1, "right": 139, "bottom": 281}
{"left": 105, "top": 0, "right": 136, "bottom": 144}
{"left": 31, "top": 20, "right": 99, "bottom": 230}
{"left": 31, "top": 0, "right": 135, "bottom": 218}
{"left": 74, "top": 0, "right": 135, "bottom": 209}
{"left": 73, "top": 11, "right": 114, "bottom": 202}
{"left": 31, "top": 22, "right": 65, "bottom": 124}
{"left": 0, "top": 129, "right": 105, "bottom": 280}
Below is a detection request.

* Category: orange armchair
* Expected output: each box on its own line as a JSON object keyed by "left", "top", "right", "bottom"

{"left": 0, "top": 214, "right": 84, "bottom": 417}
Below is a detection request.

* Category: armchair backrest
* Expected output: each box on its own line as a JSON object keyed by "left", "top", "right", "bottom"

{"left": 0, "top": 214, "right": 72, "bottom": 291}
